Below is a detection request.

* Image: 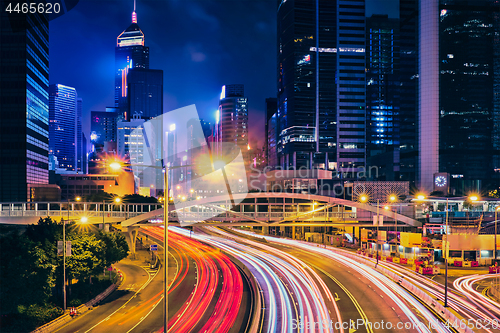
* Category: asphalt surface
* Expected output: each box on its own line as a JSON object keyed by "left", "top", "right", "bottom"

{"left": 55, "top": 250, "right": 162, "bottom": 333}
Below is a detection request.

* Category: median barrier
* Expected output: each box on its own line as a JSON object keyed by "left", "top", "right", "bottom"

{"left": 471, "top": 261, "right": 479, "bottom": 267}
{"left": 393, "top": 257, "right": 400, "bottom": 263}
{"left": 330, "top": 248, "right": 473, "bottom": 333}
{"left": 454, "top": 260, "right": 463, "bottom": 267}
{"left": 382, "top": 256, "right": 387, "bottom": 261}
{"left": 400, "top": 258, "right": 407, "bottom": 264}
{"left": 386, "top": 257, "right": 393, "bottom": 262}
{"left": 407, "top": 258, "right": 414, "bottom": 265}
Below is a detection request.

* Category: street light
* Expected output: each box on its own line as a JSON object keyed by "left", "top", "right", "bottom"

{"left": 81, "top": 216, "right": 88, "bottom": 223}
{"left": 494, "top": 206, "right": 500, "bottom": 267}
{"left": 109, "top": 161, "right": 191, "bottom": 332}
{"left": 495, "top": 206, "right": 500, "bottom": 289}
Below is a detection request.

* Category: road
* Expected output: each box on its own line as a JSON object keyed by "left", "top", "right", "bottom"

{"left": 143, "top": 226, "right": 250, "bottom": 333}
{"left": 55, "top": 249, "right": 163, "bottom": 333}
{"left": 55, "top": 227, "right": 250, "bottom": 333}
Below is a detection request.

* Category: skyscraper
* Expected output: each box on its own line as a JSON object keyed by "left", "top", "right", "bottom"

{"left": 365, "top": 15, "right": 402, "bottom": 181}
{"left": 49, "top": 84, "right": 77, "bottom": 172}
{"left": 418, "top": 0, "right": 500, "bottom": 192}
{"left": 277, "top": 0, "right": 366, "bottom": 172}
{"left": 115, "top": 4, "right": 149, "bottom": 117}
{"left": 438, "top": 0, "right": 500, "bottom": 191}
{"left": 265, "top": 98, "right": 278, "bottom": 168}
{"left": 127, "top": 68, "right": 163, "bottom": 119}
{"left": 218, "top": 84, "right": 249, "bottom": 150}
{"left": 90, "top": 108, "right": 121, "bottom": 151}
{"left": 0, "top": 11, "right": 50, "bottom": 201}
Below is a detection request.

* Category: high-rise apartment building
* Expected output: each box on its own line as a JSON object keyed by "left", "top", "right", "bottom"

{"left": 49, "top": 84, "right": 77, "bottom": 172}
{"left": 0, "top": 11, "right": 50, "bottom": 201}
{"left": 277, "top": 0, "right": 366, "bottom": 172}
{"left": 217, "top": 84, "right": 248, "bottom": 150}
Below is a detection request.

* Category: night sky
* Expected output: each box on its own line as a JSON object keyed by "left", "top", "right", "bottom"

{"left": 49, "top": 0, "right": 398, "bottom": 148}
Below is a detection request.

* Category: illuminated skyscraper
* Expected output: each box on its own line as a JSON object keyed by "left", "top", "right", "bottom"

{"left": 115, "top": 3, "right": 149, "bottom": 117}
{"left": 0, "top": 11, "right": 50, "bottom": 201}
{"left": 277, "top": 0, "right": 366, "bottom": 172}
{"left": 49, "top": 84, "right": 78, "bottom": 172}
{"left": 418, "top": 0, "right": 500, "bottom": 192}
{"left": 218, "top": 84, "right": 248, "bottom": 150}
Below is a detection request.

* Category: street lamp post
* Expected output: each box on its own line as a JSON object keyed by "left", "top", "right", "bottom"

{"left": 163, "top": 167, "right": 168, "bottom": 332}
{"left": 444, "top": 197, "right": 449, "bottom": 307}
{"left": 376, "top": 199, "right": 380, "bottom": 267}
{"left": 495, "top": 206, "right": 499, "bottom": 288}
{"left": 109, "top": 160, "right": 190, "bottom": 333}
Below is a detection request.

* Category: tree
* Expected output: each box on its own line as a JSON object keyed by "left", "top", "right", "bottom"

{"left": 65, "top": 233, "right": 105, "bottom": 282}
{"left": 122, "top": 194, "right": 158, "bottom": 203}
{"left": 0, "top": 233, "right": 55, "bottom": 313}
{"left": 97, "top": 231, "right": 129, "bottom": 267}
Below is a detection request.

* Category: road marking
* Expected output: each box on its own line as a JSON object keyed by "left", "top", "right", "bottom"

{"left": 310, "top": 264, "right": 374, "bottom": 333}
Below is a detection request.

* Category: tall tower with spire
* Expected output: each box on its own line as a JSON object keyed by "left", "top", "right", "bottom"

{"left": 115, "top": 0, "right": 149, "bottom": 118}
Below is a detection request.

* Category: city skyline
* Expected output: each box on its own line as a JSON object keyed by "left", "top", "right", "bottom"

{"left": 49, "top": 0, "right": 398, "bottom": 148}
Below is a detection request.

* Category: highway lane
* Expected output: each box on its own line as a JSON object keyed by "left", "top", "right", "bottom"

{"left": 143, "top": 226, "right": 249, "bottom": 333}
{"left": 369, "top": 260, "right": 500, "bottom": 333}
{"left": 218, "top": 228, "right": 469, "bottom": 333}
{"left": 178, "top": 227, "right": 338, "bottom": 333}
{"left": 206, "top": 227, "right": 424, "bottom": 333}
{"left": 55, "top": 250, "right": 163, "bottom": 333}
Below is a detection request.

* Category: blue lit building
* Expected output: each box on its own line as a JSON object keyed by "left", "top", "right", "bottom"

{"left": 277, "top": 0, "right": 366, "bottom": 173}
{"left": 49, "top": 84, "right": 78, "bottom": 172}
{"left": 115, "top": 5, "right": 149, "bottom": 118}
{"left": 0, "top": 11, "right": 50, "bottom": 201}
{"left": 218, "top": 84, "right": 249, "bottom": 150}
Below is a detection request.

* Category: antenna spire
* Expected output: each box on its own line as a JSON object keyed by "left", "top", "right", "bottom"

{"left": 132, "top": 0, "right": 137, "bottom": 23}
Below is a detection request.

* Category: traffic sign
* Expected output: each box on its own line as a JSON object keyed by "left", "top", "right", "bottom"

{"left": 150, "top": 244, "right": 158, "bottom": 251}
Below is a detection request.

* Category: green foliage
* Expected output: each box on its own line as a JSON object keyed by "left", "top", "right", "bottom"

{"left": 85, "top": 191, "right": 114, "bottom": 203}
{"left": 97, "top": 231, "right": 129, "bottom": 267}
{"left": 65, "top": 233, "right": 105, "bottom": 281}
{"left": 122, "top": 193, "right": 158, "bottom": 203}
{"left": 489, "top": 188, "right": 500, "bottom": 198}
{"left": 0, "top": 216, "right": 129, "bottom": 331}
{"left": 0, "top": 232, "right": 55, "bottom": 314}
{"left": 19, "top": 303, "right": 63, "bottom": 328}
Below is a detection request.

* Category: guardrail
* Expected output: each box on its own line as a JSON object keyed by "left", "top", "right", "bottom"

{"left": 338, "top": 250, "right": 474, "bottom": 333}
{"left": 31, "top": 266, "right": 123, "bottom": 333}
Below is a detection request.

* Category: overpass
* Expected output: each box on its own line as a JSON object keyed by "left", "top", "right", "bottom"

{"left": 0, "top": 192, "right": 421, "bottom": 227}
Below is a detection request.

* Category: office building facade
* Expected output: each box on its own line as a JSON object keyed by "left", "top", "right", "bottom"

{"left": 115, "top": 8, "right": 149, "bottom": 118}
{"left": 218, "top": 84, "right": 249, "bottom": 150}
{"left": 0, "top": 11, "right": 50, "bottom": 201}
{"left": 277, "top": 0, "right": 366, "bottom": 173}
{"left": 418, "top": 0, "right": 500, "bottom": 192}
{"left": 127, "top": 68, "right": 163, "bottom": 119}
{"left": 265, "top": 98, "right": 278, "bottom": 168}
{"left": 438, "top": 0, "right": 500, "bottom": 191}
{"left": 49, "top": 84, "right": 77, "bottom": 172}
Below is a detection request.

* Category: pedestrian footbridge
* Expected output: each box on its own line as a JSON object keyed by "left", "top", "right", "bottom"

{"left": 0, "top": 192, "right": 421, "bottom": 228}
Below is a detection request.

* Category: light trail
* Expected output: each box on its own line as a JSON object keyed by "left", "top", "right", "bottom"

{"left": 144, "top": 226, "right": 243, "bottom": 333}
{"left": 453, "top": 275, "right": 500, "bottom": 318}
{"left": 232, "top": 228, "right": 453, "bottom": 333}
{"left": 172, "top": 226, "right": 336, "bottom": 333}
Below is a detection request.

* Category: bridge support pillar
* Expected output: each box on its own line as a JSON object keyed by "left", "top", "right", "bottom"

{"left": 292, "top": 226, "right": 296, "bottom": 239}
{"left": 123, "top": 226, "right": 139, "bottom": 258}
{"left": 262, "top": 226, "right": 269, "bottom": 235}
